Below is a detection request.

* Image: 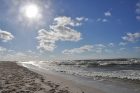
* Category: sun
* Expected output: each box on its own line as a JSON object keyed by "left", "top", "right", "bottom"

{"left": 24, "top": 4, "right": 39, "bottom": 19}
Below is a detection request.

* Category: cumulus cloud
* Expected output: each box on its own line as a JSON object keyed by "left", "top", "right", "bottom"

{"left": 37, "top": 16, "right": 88, "bottom": 52}
{"left": 0, "top": 29, "right": 14, "bottom": 42}
{"left": 122, "top": 32, "right": 140, "bottom": 42}
{"left": 62, "top": 45, "right": 93, "bottom": 54}
{"left": 104, "top": 11, "right": 112, "bottom": 17}
{"left": 53, "top": 16, "right": 88, "bottom": 27}
{"left": 36, "top": 29, "right": 57, "bottom": 52}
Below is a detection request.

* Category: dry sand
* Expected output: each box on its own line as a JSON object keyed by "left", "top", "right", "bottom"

{"left": 0, "top": 62, "right": 71, "bottom": 93}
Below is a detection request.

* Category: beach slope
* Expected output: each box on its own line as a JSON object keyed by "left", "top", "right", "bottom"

{"left": 0, "top": 62, "right": 71, "bottom": 93}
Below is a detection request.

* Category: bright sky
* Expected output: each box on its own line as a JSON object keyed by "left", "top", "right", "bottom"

{"left": 0, "top": 0, "right": 140, "bottom": 61}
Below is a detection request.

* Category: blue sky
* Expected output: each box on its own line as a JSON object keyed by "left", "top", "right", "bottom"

{"left": 0, "top": 0, "right": 140, "bottom": 61}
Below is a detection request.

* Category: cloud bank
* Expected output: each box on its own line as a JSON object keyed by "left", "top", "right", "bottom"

{"left": 62, "top": 45, "right": 93, "bottom": 54}
{"left": 62, "top": 44, "right": 107, "bottom": 54}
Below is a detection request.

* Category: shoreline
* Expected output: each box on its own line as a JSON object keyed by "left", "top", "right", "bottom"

{"left": 19, "top": 61, "right": 140, "bottom": 93}
{"left": 0, "top": 61, "right": 105, "bottom": 93}
{"left": 19, "top": 62, "right": 106, "bottom": 93}
{"left": 26, "top": 66, "right": 106, "bottom": 93}
{"left": 1, "top": 61, "right": 140, "bottom": 93}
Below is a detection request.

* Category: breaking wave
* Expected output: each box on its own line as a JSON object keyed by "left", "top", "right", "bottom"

{"left": 19, "top": 58, "right": 140, "bottom": 81}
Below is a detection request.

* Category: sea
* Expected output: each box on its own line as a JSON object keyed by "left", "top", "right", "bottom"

{"left": 19, "top": 58, "right": 140, "bottom": 93}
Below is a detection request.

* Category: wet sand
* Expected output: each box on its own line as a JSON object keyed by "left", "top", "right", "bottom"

{"left": 21, "top": 61, "right": 140, "bottom": 93}
{"left": 20, "top": 62, "right": 106, "bottom": 93}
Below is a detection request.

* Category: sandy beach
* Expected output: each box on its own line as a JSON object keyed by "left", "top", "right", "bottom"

{"left": 0, "top": 62, "right": 72, "bottom": 93}
{"left": 26, "top": 65, "right": 106, "bottom": 93}
{"left": 0, "top": 61, "right": 105, "bottom": 93}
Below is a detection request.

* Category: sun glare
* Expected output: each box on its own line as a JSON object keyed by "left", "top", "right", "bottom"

{"left": 24, "top": 4, "right": 39, "bottom": 19}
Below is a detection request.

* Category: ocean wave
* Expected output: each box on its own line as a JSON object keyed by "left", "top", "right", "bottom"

{"left": 19, "top": 60, "right": 140, "bottom": 81}
{"left": 58, "top": 58, "right": 140, "bottom": 67}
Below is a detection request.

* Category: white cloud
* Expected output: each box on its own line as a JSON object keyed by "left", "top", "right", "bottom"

{"left": 0, "top": 47, "right": 14, "bottom": 54}
{"left": 76, "top": 17, "right": 88, "bottom": 21}
{"left": 104, "top": 49, "right": 113, "bottom": 53}
{"left": 0, "top": 29, "right": 14, "bottom": 42}
{"left": 0, "top": 47, "right": 39, "bottom": 61}
{"left": 102, "top": 19, "right": 108, "bottom": 22}
{"left": 119, "top": 42, "right": 127, "bottom": 46}
{"left": 136, "top": 16, "right": 140, "bottom": 21}
{"left": 95, "top": 44, "right": 106, "bottom": 48}
{"left": 36, "top": 16, "right": 87, "bottom": 52}
{"left": 136, "top": 9, "right": 140, "bottom": 14}
{"left": 0, "top": 51, "right": 40, "bottom": 61}
{"left": 54, "top": 16, "right": 74, "bottom": 26}
{"left": 96, "top": 10, "right": 111, "bottom": 23}
{"left": 0, "top": 46, "right": 7, "bottom": 52}
{"left": 122, "top": 32, "right": 140, "bottom": 42}
{"left": 119, "top": 48, "right": 126, "bottom": 51}
{"left": 136, "top": 1, "right": 140, "bottom": 21}
{"left": 104, "top": 11, "right": 112, "bottom": 17}
{"left": 136, "top": 2, "right": 140, "bottom": 7}
{"left": 54, "top": 16, "right": 88, "bottom": 27}
{"left": 97, "top": 18, "right": 108, "bottom": 22}
{"left": 94, "top": 44, "right": 106, "bottom": 53}
{"left": 62, "top": 44, "right": 108, "bottom": 55}
{"left": 14, "top": 52, "right": 26, "bottom": 57}
{"left": 134, "top": 47, "right": 140, "bottom": 51}
{"left": 108, "top": 43, "right": 114, "bottom": 47}
{"left": 136, "top": 2, "right": 140, "bottom": 14}
{"left": 8, "top": 50, "right": 15, "bottom": 52}
{"left": 97, "top": 18, "right": 102, "bottom": 22}
{"left": 36, "top": 29, "right": 57, "bottom": 52}
{"left": 62, "top": 45, "right": 93, "bottom": 54}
